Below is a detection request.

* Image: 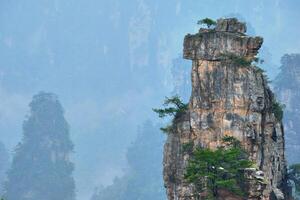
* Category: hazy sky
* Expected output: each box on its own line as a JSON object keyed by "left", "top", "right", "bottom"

{"left": 0, "top": 0, "right": 300, "bottom": 199}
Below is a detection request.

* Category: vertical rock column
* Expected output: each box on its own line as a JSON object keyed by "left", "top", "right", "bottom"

{"left": 274, "top": 54, "right": 300, "bottom": 165}
{"left": 163, "top": 18, "right": 291, "bottom": 200}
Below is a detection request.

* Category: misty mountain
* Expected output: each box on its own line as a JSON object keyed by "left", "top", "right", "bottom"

{"left": 1, "top": 1, "right": 300, "bottom": 198}
{"left": 91, "top": 121, "right": 166, "bottom": 200}
{"left": 274, "top": 54, "right": 300, "bottom": 164}
{"left": 0, "top": 141, "right": 9, "bottom": 195}
{"left": 4, "top": 92, "right": 75, "bottom": 200}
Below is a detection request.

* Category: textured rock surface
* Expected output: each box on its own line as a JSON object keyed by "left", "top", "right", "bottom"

{"left": 274, "top": 54, "right": 300, "bottom": 164}
{"left": 163, "top": 18, "right": 291, "bottom": 200}
{"left": 183, "top": 18, "right": 263, "bottom": 61}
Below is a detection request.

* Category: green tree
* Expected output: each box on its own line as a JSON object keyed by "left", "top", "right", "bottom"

{"left": 153, "top": 95, "right": 188, "bottom": 118}
{"left": 197, "top": 18, "right": 217, "bottom": 28}
{"left": 184, "top": 136, "right": 253, "bottom": 199}
{"left": 4, "top": 92, "right": 75, "bottom": 200}
{"left": 272, "top": 101, "right": 285, "bottom": 121}
{"left": 220, "top": 53, "right": 252, "bottom": 67}
{"left": 153, "top": 95, "right": 188, "bottom": 133}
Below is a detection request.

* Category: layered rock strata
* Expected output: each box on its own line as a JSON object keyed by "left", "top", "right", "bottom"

{"left": 163, "top": 18, "right": 291, "bottom": 200}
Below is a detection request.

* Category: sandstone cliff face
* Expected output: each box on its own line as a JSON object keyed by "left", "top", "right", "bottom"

{"left": 274, "top": 54, "right": 300, "bottom": 164}
{"left": 163, "top": 18, "right": 290, "bottom": 200}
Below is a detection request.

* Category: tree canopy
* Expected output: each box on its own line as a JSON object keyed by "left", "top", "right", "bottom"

{"left": 197, "top": 18, "right": 217, "bottom": 28}
{"left": 153, "top": 95, "right": 188, "bottom": 133}
{"left": 184, "top": 136, "right": 253, "bottom": 199}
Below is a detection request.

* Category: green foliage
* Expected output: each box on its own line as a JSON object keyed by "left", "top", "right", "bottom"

{"left": 184, "top": 136, "right": 253, "bottom": 198}
{"left": 153, "top": 95, "right": 188, "bottom": 134}
{"left": 288, "top": 164, "right": 300, "bottom": 196}
{"left": 182, "top": 142, "right": 194, "bottom": 153}
{"left": 255, "top": 66, "right": 265, "bottom": 73}
{"left": 220, "top": 53, "right": 272, "bottom": 87}
{"left": 153, "top": 95, "right": 188, "bottom": 118}
{"left": 197, "top": 18, "right": 217, "bottom": 28}
{"left": 221, "top": 54, "right": 266, "bottom": 69}
{"left": 220, "top": 53, "right": 252, "bottom": 67}
{"left": 272, "top": 100, "right": 285, "bottom": 121}
{"left": 160, "top": 124, "right": 174, "bottom": 134}
{"left": 222, "top": 136, "right": 241, "bottom": 148}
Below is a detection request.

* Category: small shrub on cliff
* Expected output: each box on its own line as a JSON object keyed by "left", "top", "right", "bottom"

{"left": 220, "top": 54, "right": 266, "bottom": 69}
{"left": 220, "top": 53, "right": 252, "bottom": 67}
{"left": 153, "top": 95, "right": 188, "bottom": 118}
{"left": 182, "top": 142, "right": 194, "bottom": 154}
{"left": 184, "top": 136, "right": 253, "bottom": 199}
{"left": 159, "top": 124, "right": 174, "bottom": 134}
{"left": 252, "top": 65, "right": 265, "bottom": 73}
{"left": 197, "top": 18, "right": 217, "bottom": 29}
{"left": 272, "top": 100, "right": 285, "bottom": 121}
{"left": 153, "top": 95, "right": 188, "bottom": 134}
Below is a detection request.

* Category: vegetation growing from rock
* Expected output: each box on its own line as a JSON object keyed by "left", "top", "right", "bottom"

{"left": 220, "top": 53, "right": 271, "bottom": 85}
{"left": 184, "top": 136, "right": 253, "bottom": 199}
{"left": 272, "top": 100, "right": 285, "bottom": 121}
{"left": 220, "top": 53, "right": 266, "bottom": 69}
{"left": 220, "top": 53, "right": 252, "bottom": 67}
{"left": 153, "top": 95, "right": 188, "bottom": 118}
{"left": 153, "top": 95, "right": 188, "bottom": 134}
{"left": 159, "top": 124, "right": 174, "bottom": 134}
{"left": 182, "top": 142, "right": 194, "bottom": 154}
{"left": 197, "top": 18, "right": 217, "bottom": 28}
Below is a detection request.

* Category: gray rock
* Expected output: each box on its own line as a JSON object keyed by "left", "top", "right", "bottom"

{"left": 163, "top": 18, "right": 292, "bottom": 200}
{"left": 215, "top": 18, "right": 247, "bottom": 33}
{"left": 183, "top": 25, "right": 263, "bottom": 61}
